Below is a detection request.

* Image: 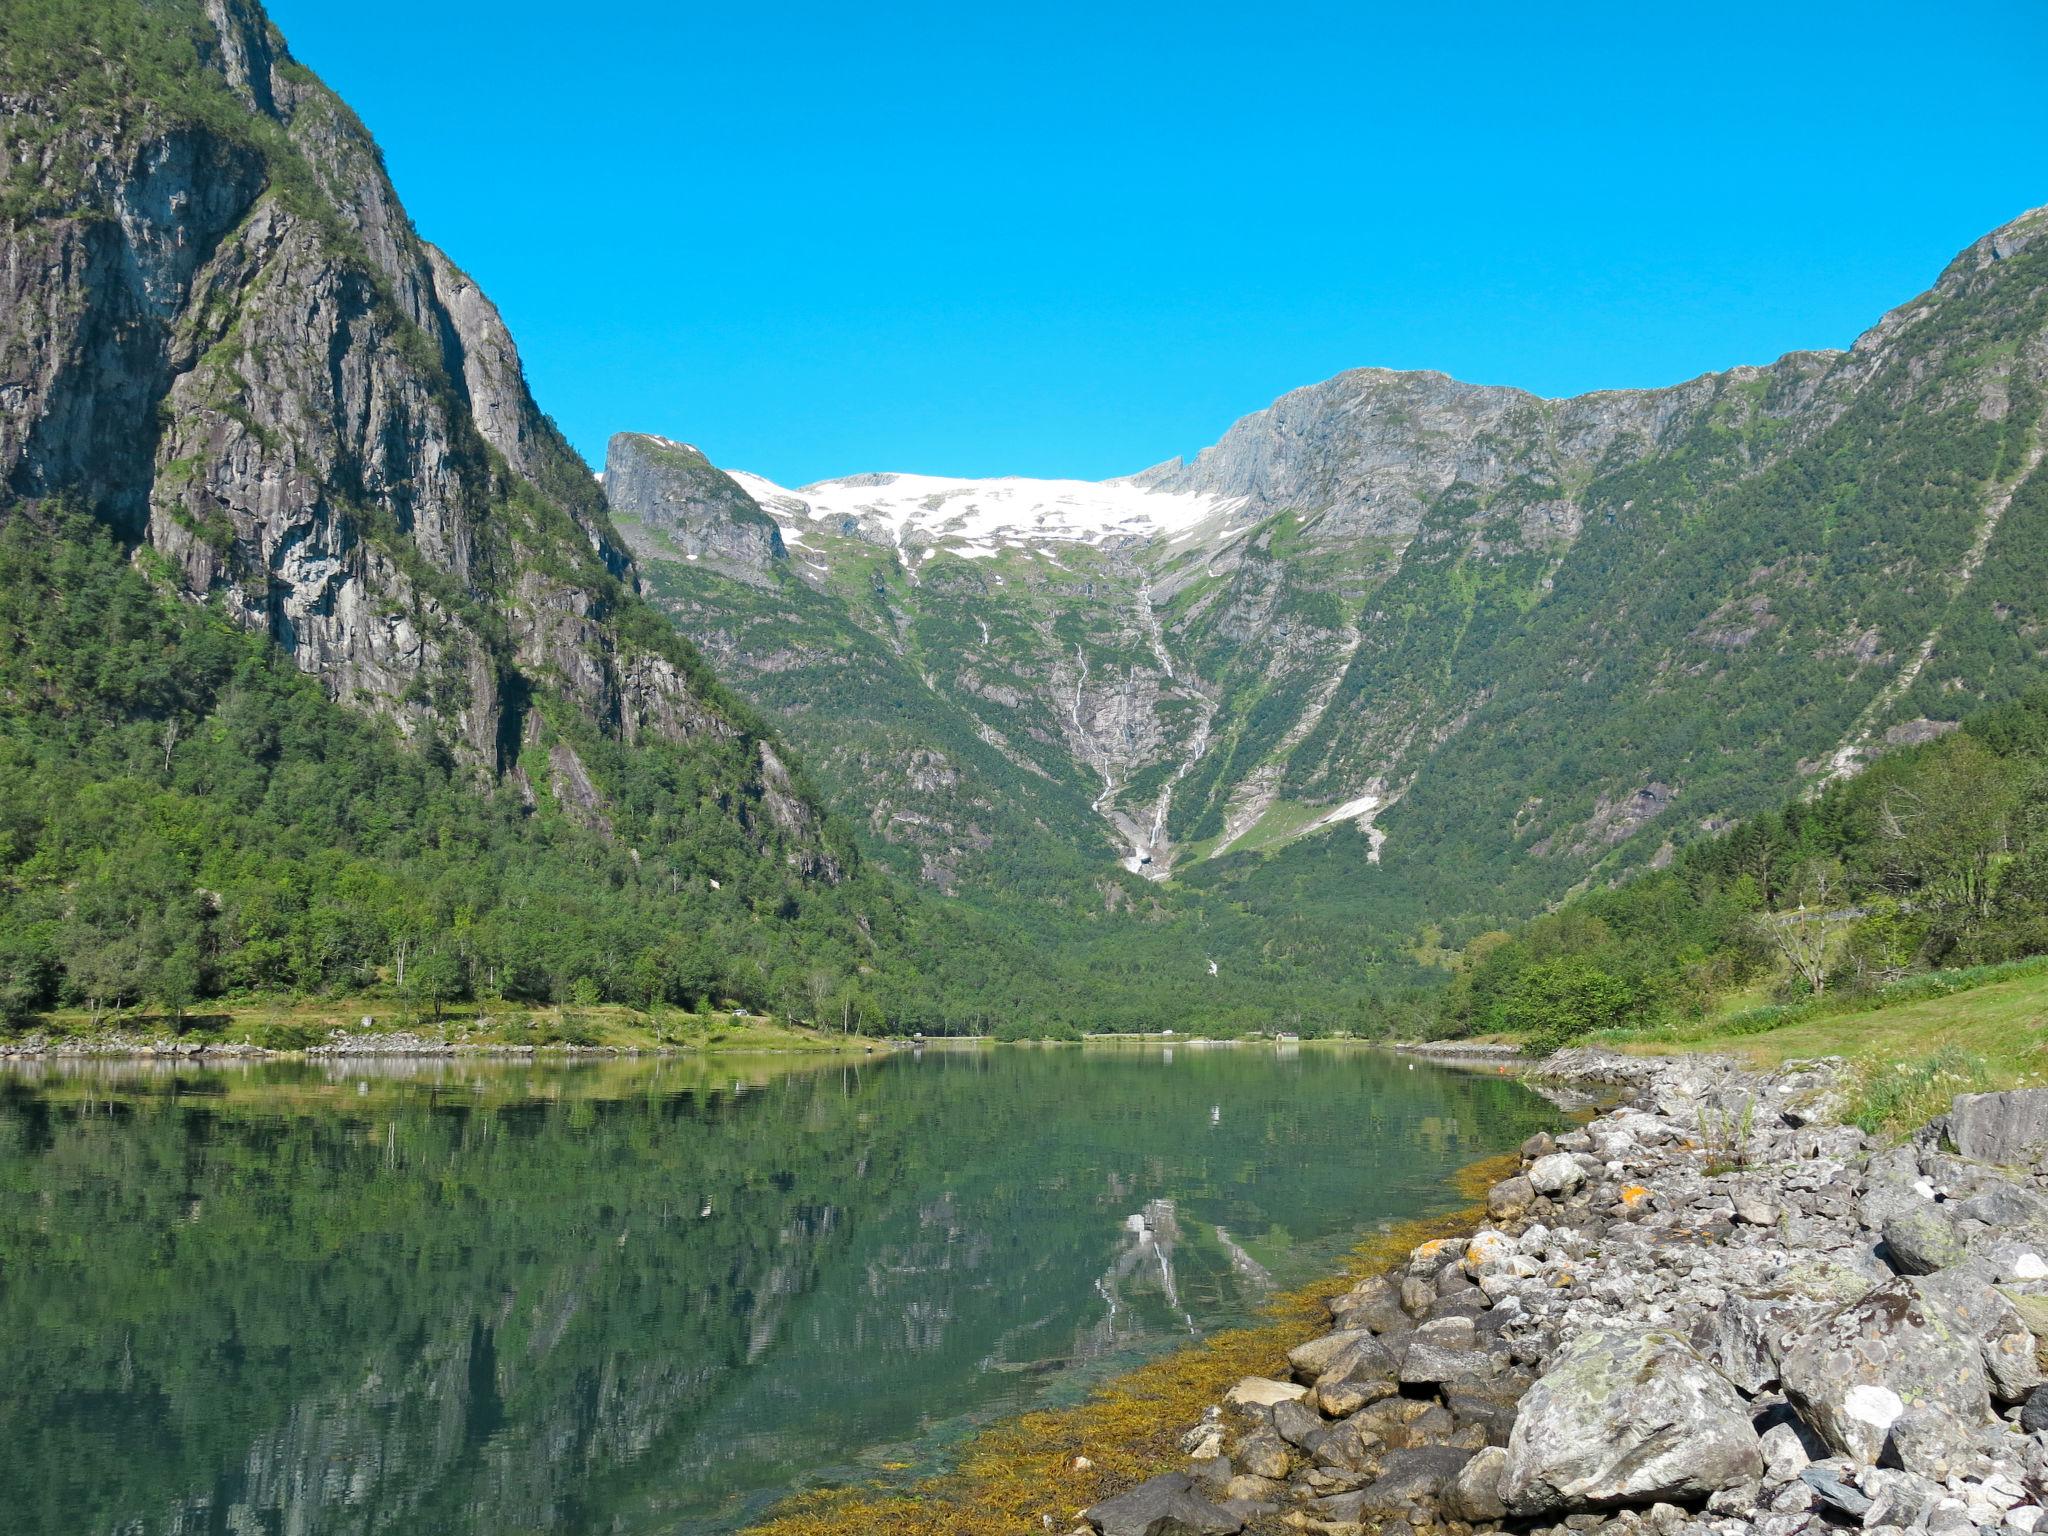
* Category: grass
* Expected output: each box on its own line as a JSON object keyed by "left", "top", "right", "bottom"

{"left": 12, "top": 1000, "right": 883, "bottom": 1055}
{"left": 743, "top": 1153, "right": 1519, "bottom": 1536}
{"left": 1611, "top": 965, "right": 2048, "bottom": 1138}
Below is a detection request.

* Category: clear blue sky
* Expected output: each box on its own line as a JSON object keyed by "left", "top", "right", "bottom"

{"left": 267, "top": 0, "right": 2048, "bottom": 486}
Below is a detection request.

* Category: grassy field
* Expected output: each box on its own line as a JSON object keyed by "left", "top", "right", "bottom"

{"left": 10, "top": 999, "right": 883, "bottom": 1055}
{"left": 1608, "top": 965, "right": 2048, "bottom": 1136}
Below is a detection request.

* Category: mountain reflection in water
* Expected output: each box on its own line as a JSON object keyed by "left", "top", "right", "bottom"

{"left": 0, "top": 1045, "right": 1554, "bottom": 1534}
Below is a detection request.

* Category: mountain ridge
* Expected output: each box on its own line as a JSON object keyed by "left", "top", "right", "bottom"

{"left": 609, "top": 198, "right": 2048, "bottom": 975}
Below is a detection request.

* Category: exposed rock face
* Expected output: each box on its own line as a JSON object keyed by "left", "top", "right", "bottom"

{"left": 603, "top": 434, "right": 787, "bottom": 586}
{"left": 1499, "top": 1329, "right": 1763, "bottom": 1514}
{"left": 0, "top": 0, "right": 842, "bottom": 878}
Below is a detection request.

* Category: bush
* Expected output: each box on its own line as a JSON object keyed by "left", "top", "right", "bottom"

{"left": 1500, "top": 958, "right": 1636, "bottom": 1053}
{"left": 993, "top": 1019, "right": 1082, "bottom": 1043}
{"left": 1851, "top": 1047, "right": 1994, "bottom": 1139}
{"left": 246, "top": 1019, "right": 323, "bottom": 1051}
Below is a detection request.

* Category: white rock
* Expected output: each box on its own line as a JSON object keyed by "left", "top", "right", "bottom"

{"left": 1224, "top": 1376, "right": 1307, "bottom": 1408}
{"left": 1844, "top": 1383, "right": 1906, "bottom": 1435}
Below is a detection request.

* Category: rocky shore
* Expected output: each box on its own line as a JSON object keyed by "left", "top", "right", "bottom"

{"left": 1083, "top": 1048, "right": 2048, "bottom": 1536}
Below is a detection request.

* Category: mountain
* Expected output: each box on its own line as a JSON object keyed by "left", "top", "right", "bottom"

{"left": 609, "top": 203, "right": 2048, "bottom": 960}
{"left": 0, "top": 0, "right": 877, "bottom": 1023}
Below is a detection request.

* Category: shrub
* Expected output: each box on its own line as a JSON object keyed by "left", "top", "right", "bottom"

{"left": 1851, "top": 1047, "right": 1994, "bottom": 1139}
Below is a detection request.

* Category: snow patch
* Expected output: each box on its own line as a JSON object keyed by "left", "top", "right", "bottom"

{"left": 727, "top": 467, "right": 1247, "bottom": 552}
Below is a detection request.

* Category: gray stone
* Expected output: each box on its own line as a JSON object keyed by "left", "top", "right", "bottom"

{"left": 1882, "top": 1206, "right": 1969, "bottom": 1274}
{"left": 1270, "top": 1396, "right": 1323, "bottom": 1448}
{"left": 1447, "top": 1444, "right": 1510, "bottom": 1521}
{"left": 2023, "top": 1385, "right": 2048, "bottom": 1435}
{"left": 1757, "top": 1421, "right": 1811, "bottom": 1484}
{"left": 1776, "top": 1277, "right": 1994, "bottom": 1467}
{"left": 1798, "top": 1464, "right": 1871, "bottom": 1518}
{"left": 1918, "top": 1267, "right": 2046, "bottom": 1403}
{"left": 1489, "top": 1175, "right": 1537, "bottom": 1220}
{"left": 1349, "top": 1445, "right": 1476, "bottom": 1517}
{"left": 1500, "top": 1329, "right": 1763, "bottom": 1514}
{"left": 1307, "top": 1331, "right": 1400, "bottom": 1415}
{"left": 1955, "top": 1177, "right": 2048, "bottom": 1229}
{"left": 1951, "top": 1089, "right": 2048, "bottom": 1165}
{"left": 1528, "top": 1152, "right": 1588, "bottom": 1196}
{"left": 1084, "top": 1471, "right": 1244, "bottom": 1536}
{"left": 1285, "top": 1327, "right": 1376, "bottom": 1383}
{"left": 1443, "top": 1375, "right": 1535, "bottom": 1446}
{"left": 1397, "top": 1314, "right": 1487, "bottom": 1385}
{"left": 1328, "top": 1274, "right": 1410, "bottom": 1335}
{"left": 1698, "top": 1292, "right": 1825, "bottom": 1395}
{"left": 1229, "top": 1427, "right": 1291, "bottom": 1481}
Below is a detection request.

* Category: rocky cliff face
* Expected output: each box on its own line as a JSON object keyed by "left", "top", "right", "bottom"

{"left": 0, "top": 0, "right": 840, "bottom": 876}
{"left": 615, "top": 204, "right": 2048, "bottom": 933}
{"left": 604, "top": 434, "right": 787, "bottom": 586}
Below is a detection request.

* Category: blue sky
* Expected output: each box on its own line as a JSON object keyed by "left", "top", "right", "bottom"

{"left": 266, "top": 0, "right": 2048, "bottom": 486}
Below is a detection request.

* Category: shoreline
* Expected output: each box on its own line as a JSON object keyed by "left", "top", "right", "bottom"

{"left": 0, "top": 1031, "right": 1439, "bottom": 1066}
{"left": 746, "top": 1046, "right": 2048, "bottom": 1536}
{"left": 1070, "top": 1047, "right": 2048, "bottom": 1536}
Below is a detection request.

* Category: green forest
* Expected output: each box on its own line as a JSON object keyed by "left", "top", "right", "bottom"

{"left": 1436, "top": 688, "right": 2048, "bottom": 1050}
{"left": 0, "top": 508, "right": 1405, "bottom": 1039}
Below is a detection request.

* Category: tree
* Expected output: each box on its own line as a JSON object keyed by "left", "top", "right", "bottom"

{"left": 1872, "top": 739, "right": 2018, "bottom": 919}
{"left": 1754, "top": 858, "right": 1849, "bottom": 996}
{"left": 155, "top": 944, "right": 202, "bottom": 1030}
{"left": 409, "top": 944, "right": 464, "bottom": 1021}
{"left": 1500, "top": 957, "right": 1634, "bottom": 1053}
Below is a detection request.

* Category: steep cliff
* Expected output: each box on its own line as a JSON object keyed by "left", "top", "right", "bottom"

{"left": 0, "top": 0, "right": 886, "bottom": 1027}
{"left": 0, "top": 0, "right": 843, "bottom": 877}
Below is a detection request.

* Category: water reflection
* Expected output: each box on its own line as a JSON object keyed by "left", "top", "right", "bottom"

{"left": 0, "top": 1046, "right": 1555, "bottom": 1534}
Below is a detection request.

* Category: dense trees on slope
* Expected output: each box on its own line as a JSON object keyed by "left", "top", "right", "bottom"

{"left": 0, "top": 508, "right": 890, "bottom": 1025}
{"left": 1439, "top": 691, "right": 2048, "bottom": 1048}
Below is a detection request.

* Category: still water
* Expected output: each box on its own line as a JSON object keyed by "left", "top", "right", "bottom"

{"left": 0, "top": 1044, "right": 1555, "bottom": 1534}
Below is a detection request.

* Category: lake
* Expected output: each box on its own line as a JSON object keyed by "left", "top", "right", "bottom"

{"left": 0, "top": 1044, "right": 1556, "bottom": 1534}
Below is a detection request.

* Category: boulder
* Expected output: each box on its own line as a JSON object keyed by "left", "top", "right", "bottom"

{"left": 1270, "top": 1396, "right": 1323, "bottom": 1448}
{"left": 1488, "top": 1176, "right": 1536, "bottom": 1221}
{"left": 1950, "top": 1088, "right": 2048, "bottom": 1165}
{"left": 1697, "top": 1292, "right": 1826, "bottom": 1395}
{"left": 1328, "top": 1274, "right": 1410, "bottom": 1335}
{"left": 1758, "top": 1421, "right": 1811, "bottom": 1484}
{"left": 2022, "top": 1384, "right": 2048, "bottom": 1435}
{"left": 1084, "top": 1472, "right": 1245, "bottom": 1536}
{"left": 1953, "top": 1176, "right": 2048, "bottom": 1229}
{"left": 1776, "top": 1277, "right": 1994, "bottom": 1468}
{"left": 1229, "top": 1427, "right": 1291, "bottom": 1481}
{"left": 1500, "top": 1328, "right": 1762, "bottom": 1515}
{"left": 1447, "top": 1444, "right": 1510, "bottom": 1520}
{"left": 1799, "top": 1463, "right": 1873, "bottom": 1519}
{"left": 1223, "top": 1376, "right": 1306, "bottom": 1409}
{"left": 1306, "top": 1331, "right": 1400, "bottom": 1415}
{"left": 1918, "top": 1267, "right": 2045, "bottom": 1402}
{"left": 1397, "top": 1314, "right": 1487, "bottom": 1386}
{"left": 1349, "top": 1444, "right": 1476, "bottom": 1517}
{"left": 1528, "top": 1152, "right": 1587, "bottom": 1196}
{"left": 1286, "top": 1327, "right": 1376, "bottom": 1383}
{"left": 1442, "top": 1374, "right": 1535, "bottom": 1446}
{"left": 1882, "top": 1207, "right": 1968, "bottom": 1275}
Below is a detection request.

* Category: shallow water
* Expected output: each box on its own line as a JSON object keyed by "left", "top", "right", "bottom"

{"left": 0, "top": 1044, "right": 1554, "bottom": 1534}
